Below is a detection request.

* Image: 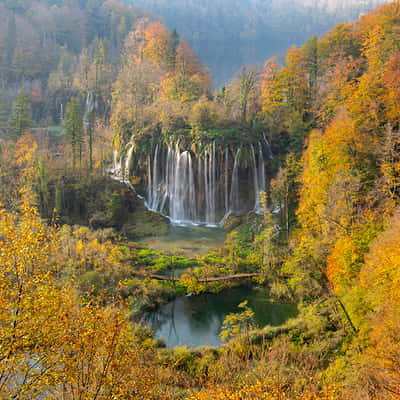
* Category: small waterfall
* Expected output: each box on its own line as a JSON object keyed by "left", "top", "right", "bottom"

{"left": 252, "top": 142, "right": 266, "bottom": 213}
{"left": 258, "top": 142, "right": 266, "bottom": 207}
{"left": 151, "top": 144, "right": 160, "bottom": 210}
{"left": 83, "top": 92, "right": 94, "bottom": 126}
{"left": 110, "top": 149, "right": 142, "bottom": 199}
{"left": 147, "top": 155, "right": 152, "bottom": 208}
{"left": 112, "top": 150, "right": 122, "bottom": 175}
{"left": 125, "top": 145, "right": 134, "bottom": 180}
{"left": 224, "top": 147, "right": 229, "bottom": 214}
{"left": 251, "top": 144, "right": 259, "bottom": 210}
{"left": 263, "top": 132, "right": 274, "bottom": 159}
{"left": 229, "top": 148, "right": 241, "bottom": 214}
{"left": 188, "top": 154, "right": 196, "bottom": 222}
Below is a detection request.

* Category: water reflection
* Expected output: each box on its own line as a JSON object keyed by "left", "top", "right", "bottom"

{"left": 145, "top": 286, "right": 297, "bottom": 348}
{"left": 140, "top": 225, "right": 226, "bottom": 257}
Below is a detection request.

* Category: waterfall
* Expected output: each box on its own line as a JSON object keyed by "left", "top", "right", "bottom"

{"left": 251, "top": 144, "right": 259, "bottom": 211}
{"left": 229, "top": 148, "right": 241, "bottom": 214}
{"left": 112, "top": 150, "right": 122, "bottom": 175}
{"left": 170, "top": 151, "right": 197, "bottom": 224}
{"left": 112, "top": 140, "right": 268, "bottom": 227}
{"left": 263, "top": 132, "right": 273, "bottom": 159}
{"left": 125, "top": 145, "right": 134, "bottom": 180}
{"left": 211, "top": 142, "right": 216, "bottom": 225}
{"left": 224, "top": 148, "right": 229, "bottom": 214}
{"left": 151, "top": 144, "right": 160, "bottom": 210}
{"left": 204, "top": 150, "right": 209, "bottom": 223}
{"left": 147, "top": 155, "right": 152, "bottom": 208}
{"left": 203, "top": 143, "right": 217, "bottom": 226}
{"left": 189, "top": 153, "right": 196, "bottom": 222}
{"left": 83, "top": 92, "right": 94, "bottom": 126}
{"left": 252, "top": 142, "right": 266, "bottom": 213}
{"left": 258, "top": 142, "right": 266, "bottom": 211}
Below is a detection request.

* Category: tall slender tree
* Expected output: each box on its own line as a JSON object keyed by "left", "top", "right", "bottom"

{"left": 64, "top": 97, "right": 84, "bottom": 170}
{"left": 6, "top": 14, "right": 16, "bottom": 80}
{"left": 9, "top": 88, "right": 32, "bottom": 140}
{"left": 0, "top": 93, "right": 9, "bottom": 137}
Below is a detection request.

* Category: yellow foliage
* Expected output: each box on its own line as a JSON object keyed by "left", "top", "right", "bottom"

{"left": 0, "top": 203, "right": 159, "bottom": 398}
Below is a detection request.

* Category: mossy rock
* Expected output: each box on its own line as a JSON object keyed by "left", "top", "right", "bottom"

{"left": 223, "top": 215, "right": 242, "bottom": 231}
{"left": 122, "top": 202, "right": 169, "bottom": 239}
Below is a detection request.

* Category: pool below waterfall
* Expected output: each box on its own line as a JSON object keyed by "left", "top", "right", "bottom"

{"left": 144, "top": 286, "right": 297, "bottom": 348}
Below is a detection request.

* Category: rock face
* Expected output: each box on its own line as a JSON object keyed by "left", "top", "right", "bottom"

{"left": 127, "top": 0, "right": 385, "bottom": 85}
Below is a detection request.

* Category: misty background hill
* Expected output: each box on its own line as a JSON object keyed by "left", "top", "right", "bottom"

{"left": 127, "top": 0, "right": 386, "bottom": 85}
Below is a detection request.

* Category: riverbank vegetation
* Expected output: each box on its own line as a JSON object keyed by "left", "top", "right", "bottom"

{"left": 1, "top": 0, "right": 400, "bottom": 398}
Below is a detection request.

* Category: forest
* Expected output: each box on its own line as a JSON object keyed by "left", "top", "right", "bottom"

{"left": 128, "top": 0, "right": 386, "bottom": 85}
{"left": 1, "top": 0, "right": 400, "bottom": 399}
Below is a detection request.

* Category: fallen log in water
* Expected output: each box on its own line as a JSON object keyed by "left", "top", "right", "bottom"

{"left": 131, "top": 271, "right": 261, "bottom": 283}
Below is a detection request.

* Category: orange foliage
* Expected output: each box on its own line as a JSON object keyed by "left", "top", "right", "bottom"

{"left": 383, "top": 54, "right": 400, "bottom": 125}
{"left": 143, "top": 22, "right": 171, "bottom": 66}
{"left": 186, "top": 379, "right": 346, "bottom": 400}
{"left": 159, "top": 39, "right": 210, "bottom": 101}
{"left": 359, "top": 212, "right": 400, "bottom": 397}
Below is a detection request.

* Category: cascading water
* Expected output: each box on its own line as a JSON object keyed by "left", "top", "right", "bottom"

{"left": 83, "top": 92, "right": 94, "bottom": 125}
{"left": 229, "top": 148, "right": 241, "bottom": 214}
{"left": 251, "top": 143, "right": 267, "bottom": 214}
{"left": 257, "top": 142, "right": 266, "bottom": 211}
{"left": 113, "top": 140, "right": 269, "bottom": 227}
{"left": 125, "top": 145, "right": 134, "bottom": 175}
{"left": 224, "top": 148, "right": 229, "bottom": 214}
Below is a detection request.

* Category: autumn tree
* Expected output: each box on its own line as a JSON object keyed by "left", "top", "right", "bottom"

{"left": 160, "top": 39, "right": 210, "bottom": 101}
{"left": 0, "top": 199, "right": 159, "bottom": 399}
{"left": 143, "top": 22, "right": 172, "bottom": 67}
{"left": 239, "top": 69, "right": 256, "bottom": 123}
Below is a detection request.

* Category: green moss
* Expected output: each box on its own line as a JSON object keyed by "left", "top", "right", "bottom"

{"left": 122, "top": 203, "right": 169, "bottom": 239}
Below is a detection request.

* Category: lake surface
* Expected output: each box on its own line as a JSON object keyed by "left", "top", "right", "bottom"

{"left": 140, "top": 225, "right": 226, "bottom": 257}
{"left": 144, "top": 286, "right": 297, "bottom": 348}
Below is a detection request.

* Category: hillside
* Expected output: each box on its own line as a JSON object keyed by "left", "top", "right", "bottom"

{"left": 0, "top": 0, "right": 150, "bottom": 124}
{"left": 127, "top": 0, "right": 386, "bottom": 85}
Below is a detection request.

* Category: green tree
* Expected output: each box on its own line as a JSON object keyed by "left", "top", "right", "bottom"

{"left": 239, "top": 69, "right": 256, "bottom": 123}
{"left": 0, "top": 93, "right": 9, "bottom": 136}
{"left": 86, "top": 108, "right": 95, "bottom": 170}
{"left": 6, "top": 14, "right": 16, "bottom": 80}
{"left": 64, "top": 97, "right": 84, "bottom": 169}
{"left": 220, "top": 300, "right": 255, "bottom": 341}
{"left": 9, "top": 88, "right": 32, "bottom": 140}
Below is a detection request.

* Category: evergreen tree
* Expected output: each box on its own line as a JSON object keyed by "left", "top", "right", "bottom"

{"left": 6, "top": 14, "right": 16, "bottom": 80}
{"left": 86, "top": 108, "right": 94, "bottom": 170}
{"left": 64, "top": 98, "right": 84, "bottom": 169}
{"left": 9, "top": 88, "right": 32, "bottom": 140}
{"left": 167, "top": 29, "right": 180, "bottom": 71}
{"left": 0, "top": 93, "right": 9, "bottom": 137}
